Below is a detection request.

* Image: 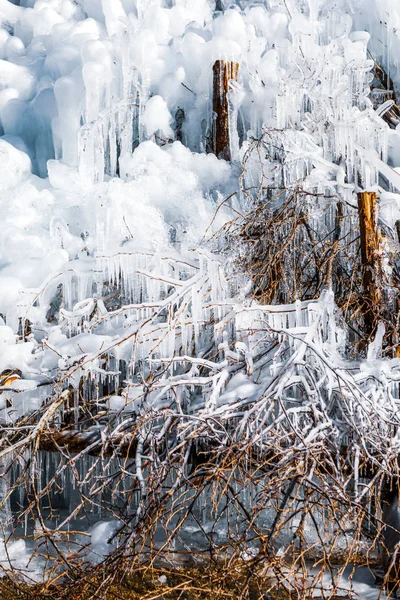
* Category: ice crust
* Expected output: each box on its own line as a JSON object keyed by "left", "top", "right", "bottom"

{"left": 0, "top": 0, "right": 395, "bottom": 334}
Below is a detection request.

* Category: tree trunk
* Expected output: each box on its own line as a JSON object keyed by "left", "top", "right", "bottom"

{"left": 357, "top": 191, "right": 382, "bottom": 337}
{"left": 212, "top": 60, "right": 239, "bottom": 161}
{"left": 395, "top": 220, "right": 400, "bottom": 245}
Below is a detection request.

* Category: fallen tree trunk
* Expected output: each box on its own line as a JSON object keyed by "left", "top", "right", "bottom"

{"left": 35, "top": 428, "right": 392, "bottom": 485}
{"left": 38, "top": 428, "right": 138, "bottom": 457}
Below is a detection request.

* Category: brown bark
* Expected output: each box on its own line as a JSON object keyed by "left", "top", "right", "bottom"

{"left": 396, "top": 220, "right": 400, "bottom": 245}
{"left": 212, "top": 60, "right": 239, "bottom": 161}
{"left": 38, "top": 429, "right": 138, "bottom": 457}
{"left": 357, "top": 191, "right": 382, "bottom": 337}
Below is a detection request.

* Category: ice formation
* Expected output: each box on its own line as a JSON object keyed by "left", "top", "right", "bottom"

{"left": 0, "top": 0, "right": 396, "bottom": 379}
{"left": 0, "top": 0, "right": 400, "bottom": 593}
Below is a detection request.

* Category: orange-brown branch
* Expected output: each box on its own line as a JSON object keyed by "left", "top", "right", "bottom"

{"left": 357, "top": 191, "right": 382, "bottom": 336}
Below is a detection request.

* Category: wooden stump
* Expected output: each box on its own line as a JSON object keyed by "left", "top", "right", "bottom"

{"left": 212, "top": 60, "right": 239, "bottom": 161}
{"left": 357, "top": 191, "right": 382, "bottom": 337}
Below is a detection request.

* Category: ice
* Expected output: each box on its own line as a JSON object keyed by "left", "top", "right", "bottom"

{"left": 88, "top": 519, "right": 120, "bottom": 563}
{"left": 218, "top": 372, "right": 259, "bottom": 406}
{"left": 305, "top": 565, "right": 386, "bottom": 599}
{"left": 0, "top": 538, "right": 43, "bottom": 581}
{"left": 54, "top": 73, "right": 85, "bottom": 166}
{"left": 0, "top": 324, "right": 35, "bottom": 374}
{"left": 0, "top": 0, "right": 23, "bottom": 27}
{"left": 141, "top": 95, "right": 173, "bottom": 139}
{"left": 0, "top": 138, "right": 30, "bottom": 189}
{"left": 352, "top": 0, "right": 400, "bottom": 96}
{"left": 101, "top": 0, "right": 127, "bottom": 37}
{"left": 0, "top": 0, "right": 400, "bottom": 582}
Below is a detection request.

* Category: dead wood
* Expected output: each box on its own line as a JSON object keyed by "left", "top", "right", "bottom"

{"left": 212, "top": 60, "right": 239, "bottom": 161}
{"left": 357, "top": 191, "right": 382, "bottom": 337}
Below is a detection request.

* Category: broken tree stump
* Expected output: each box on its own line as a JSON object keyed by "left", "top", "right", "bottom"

{"left": 212, "top": 60, "right": 239, "bottom": 161}
{"left": 357, "top": 191, "right": 382, "bottom": 337}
